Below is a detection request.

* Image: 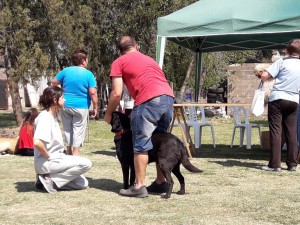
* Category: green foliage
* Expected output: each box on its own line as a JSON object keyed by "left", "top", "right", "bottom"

{"left": 202, "top": 51, "right": 257, "bottom": 89}
{"left": 0, "top": 1, "right": 48, "bottom": 84}
{"left": 0, "top": 111, "right": 18, "bottom": 128}
{"left": 202, "top": 52, "right": 229, "bottom": 89}
{"left": 164, "top": 43, "right": 195, "bottom": 91}
{"left": 0, "top": 0, "right": 260, "bottom": 95}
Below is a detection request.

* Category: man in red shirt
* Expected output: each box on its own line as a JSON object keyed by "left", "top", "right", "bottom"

{"left": 104, "top": 36, "right": 175, "bottom": 198}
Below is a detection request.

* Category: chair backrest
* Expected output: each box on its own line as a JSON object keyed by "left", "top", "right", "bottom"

{"left": 184, "top": 106, "right": 207, "bottom": 124}
{"left": 199, "top": 106, "right": 207, "bottom": 124}
{"left": 183, "top": 106, "right": 197, "bottom": 124}
{"left": 231, "top": 106, "right": 250, "bottom": 125}
{"left": 241, "top": 107, "right": 250, "bottom": 124}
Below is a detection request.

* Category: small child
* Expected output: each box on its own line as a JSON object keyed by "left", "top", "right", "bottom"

{"left": 16, "top": 108, "right": 39, "bottom": 156}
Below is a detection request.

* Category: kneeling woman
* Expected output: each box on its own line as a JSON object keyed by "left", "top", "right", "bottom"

{"left": 34, "top": 86, "right": 92, "bottom": 194}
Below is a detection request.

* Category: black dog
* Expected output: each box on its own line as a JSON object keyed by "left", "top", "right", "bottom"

{"left": 110, "top": 111, "right": 202, "bottom": 199}
{"left": 111, "top": 112, "right": 135, "bottom": 190}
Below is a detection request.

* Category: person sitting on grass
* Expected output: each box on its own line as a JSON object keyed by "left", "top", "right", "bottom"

{"left": 34, "top": 86, "right": 92, "bottom": 194}
{"left": 15, "top": 108, "right": 39, "bottom": 156}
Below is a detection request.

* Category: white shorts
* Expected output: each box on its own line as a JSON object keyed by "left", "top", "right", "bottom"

{"left": 60, "top": 107, "right": 89, "bottom": 147}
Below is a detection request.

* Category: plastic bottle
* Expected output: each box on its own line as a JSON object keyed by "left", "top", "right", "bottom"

{"left": 185, "top": 86, "right": 192, "bottom": 102}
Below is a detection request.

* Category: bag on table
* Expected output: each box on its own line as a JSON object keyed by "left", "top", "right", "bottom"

{"left": 251, "top": 83, "right": 265, "bottom": 116}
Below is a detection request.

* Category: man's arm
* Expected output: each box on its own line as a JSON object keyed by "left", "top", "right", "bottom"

{"left": 89, "top": 87, "right": 98, "bottom": 118}
{"left": 103, "top": 77, "right": 123, "bottom": 124}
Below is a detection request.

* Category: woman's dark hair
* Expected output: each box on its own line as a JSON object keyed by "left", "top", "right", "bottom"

{"left": 72, "top": 49, "right": 88, "bottom": 66}
{"left": 23, "top": 108, "right": 39, "bottom": 125}
{"left": 286, "top": 39, "right": 300, "bottom": 56}
{"left": 117, "top": 36, "right": 137, "bottom": 54}
{"left": 39, "top": 86, "right": 63, "bottom": 110}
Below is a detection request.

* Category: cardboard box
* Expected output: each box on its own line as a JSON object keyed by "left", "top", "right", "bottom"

{"left": 261, "top": 130, "right": 285, "bottom": 150}
{"left": 261, "top": 131, "right": 270, "bottom": 150}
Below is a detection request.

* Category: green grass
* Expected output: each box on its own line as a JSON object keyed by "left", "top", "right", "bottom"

{"left": 0, "top": 110, "right": 18, "bottom": 128}
{"left": 1, "top": 112, "right": 300, "bottom": 225}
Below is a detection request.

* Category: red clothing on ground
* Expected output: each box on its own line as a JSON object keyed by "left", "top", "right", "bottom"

{"left": 18, "top": 123, "right": 34, "bottom": 149}
{"left": 110, "top": 51, "right": 174, "bottom": 106}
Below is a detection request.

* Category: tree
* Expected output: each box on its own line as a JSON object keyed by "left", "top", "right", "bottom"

{"left": 3, "top": 0, "right": 261, "bottom": 124}
{"left": 201, "top": 50, "right": 260, "bottom": 90}
{"left": 0, "top": 0, "right": 48, "bottom": 125}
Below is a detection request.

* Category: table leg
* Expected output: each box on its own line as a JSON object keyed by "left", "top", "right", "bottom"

{"left": 169, "top": 113, "right": 175, "bottom": 133}
{"left": 173, "top": 107, "right": 195, "bottom": 158}
{"left": 178, "top": 107, "right": 195, "bottom": 154}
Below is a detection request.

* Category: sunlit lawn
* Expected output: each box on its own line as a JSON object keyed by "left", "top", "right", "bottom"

{"left": 1, "top": 110, "right": 300, "bottom": 225}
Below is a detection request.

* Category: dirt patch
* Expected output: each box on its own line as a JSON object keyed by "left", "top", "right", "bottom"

{"left": 0, "top": 127, "right": 20, "bottom": 138}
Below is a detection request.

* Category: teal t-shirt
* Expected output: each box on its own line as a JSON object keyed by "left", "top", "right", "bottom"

{"left": 55, "top": 66, "right": 97, "bottom": 109}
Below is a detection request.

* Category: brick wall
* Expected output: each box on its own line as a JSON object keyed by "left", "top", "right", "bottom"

{"left": 227, "top": 63, "right": 267, "bottom": 116}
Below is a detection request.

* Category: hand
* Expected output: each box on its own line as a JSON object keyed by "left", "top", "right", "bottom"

{"left": 90, "top": 108, "right": 98, "bottom": 118}
{"left": 103, "top": 113, "right": 112, "bottom": 124}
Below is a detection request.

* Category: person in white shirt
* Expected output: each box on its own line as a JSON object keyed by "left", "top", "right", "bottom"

{"left": 34, "top": 86, "right": 92, "bottom": 194}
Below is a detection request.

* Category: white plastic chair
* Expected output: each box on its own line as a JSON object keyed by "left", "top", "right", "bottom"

{"left": 181, "top": 106, "right": 216, "bottom": 148}
{"left": 230, "top": 106, "right": 261, "bottom": 149}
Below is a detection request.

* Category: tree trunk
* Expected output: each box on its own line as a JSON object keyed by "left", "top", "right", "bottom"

{"left": 198, "top": 68, "right": 207, "bottom": 100}
{"left": 8, "top": 80, "right": 23, "bottom": 126}
{"left": 179, "top": 56, "right": 195, "bottom": 102}
{"left": 4, "top": 45, "right": 23, "bottom": 126}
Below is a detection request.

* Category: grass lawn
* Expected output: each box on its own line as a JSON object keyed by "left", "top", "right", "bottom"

{"left": 1, "top": 111, "right": 300, "bottom": 225}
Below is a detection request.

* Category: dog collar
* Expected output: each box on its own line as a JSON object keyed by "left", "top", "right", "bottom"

{"left": 114, "top": 129, "right": 129, "bottom": 136}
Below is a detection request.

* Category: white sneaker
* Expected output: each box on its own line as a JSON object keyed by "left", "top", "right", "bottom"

{"left": 38, "top": 175, "right": 57, "bottom": 194}
{"left": 261, "top": 166, "right": 281, "bottom": 172}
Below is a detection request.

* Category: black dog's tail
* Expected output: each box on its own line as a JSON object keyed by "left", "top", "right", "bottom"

{"left": 180, "top": 144, "right": 203, "bottom": 173}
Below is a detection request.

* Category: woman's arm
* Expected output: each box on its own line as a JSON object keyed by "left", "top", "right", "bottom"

{"left": 260, "top": 71, "right": 272, "bottom": 82}
{"left": 89, "top": 87, "right": 98, "bottom": 118}
{"left": 51, "top": 78, "right": 61, "bottom": 86}
{"left": 34, "top": 139, "right": 50, "bottom": 159}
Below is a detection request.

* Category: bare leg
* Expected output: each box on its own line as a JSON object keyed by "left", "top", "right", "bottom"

{"left": 134, "top": 152, "right": 148, "bottom": 188}
{"left": 73, "top": 147, "right": 80, "bottom": 156}
{"left": 66, "top": 146, "right": 72, "bottom": 155}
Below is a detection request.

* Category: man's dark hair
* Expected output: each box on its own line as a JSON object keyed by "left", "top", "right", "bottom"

{"left": 117, "top": 36, "right": 137, "bottom": 54}
{"left": 72, "top": 49, "right": 88, "bottom": 66}
{"left": 286, "top": 39, "right": 300, "bottom": 56}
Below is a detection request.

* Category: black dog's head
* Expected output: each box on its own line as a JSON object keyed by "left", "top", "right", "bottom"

{"left": 110, "top": 111, "right": 131, "bottom": 133}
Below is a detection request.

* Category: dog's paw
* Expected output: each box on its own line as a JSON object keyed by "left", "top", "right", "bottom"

{"left": 160, "top": 193, "right": 171, "bottom": 199}
{"left": 176, "top": 190, "right": 185, "bottom": 195}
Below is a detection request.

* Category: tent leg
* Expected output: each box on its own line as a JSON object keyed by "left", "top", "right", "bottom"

{"left": 195, "top": 51, "right": 203, "bottom": 102}
{"left": 156, "top": 36, "right": 167, "bottom": 68}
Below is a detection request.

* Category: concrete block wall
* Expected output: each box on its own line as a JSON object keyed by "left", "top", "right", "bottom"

{"left": 227, "top": 63, "right": 267, "bottom": 116}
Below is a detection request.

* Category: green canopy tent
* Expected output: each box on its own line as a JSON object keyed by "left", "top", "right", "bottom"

{"left": 156, "top": 0, "right": 300, "bottom": 101}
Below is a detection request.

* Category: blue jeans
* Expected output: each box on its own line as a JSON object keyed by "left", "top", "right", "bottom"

{"left": 131, "top": 95, "right": 174, "bottom": 153}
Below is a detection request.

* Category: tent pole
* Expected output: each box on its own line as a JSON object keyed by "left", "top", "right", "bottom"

{"left": 195, "top": 51, "right": 203, "bottom": 102}
{"left": 156, "top": 36, "right": 166, "bottom": 69}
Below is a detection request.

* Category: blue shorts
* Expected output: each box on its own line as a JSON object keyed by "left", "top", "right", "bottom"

{"left": 131, "top": 95, "right": 174, "bottom": 153}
